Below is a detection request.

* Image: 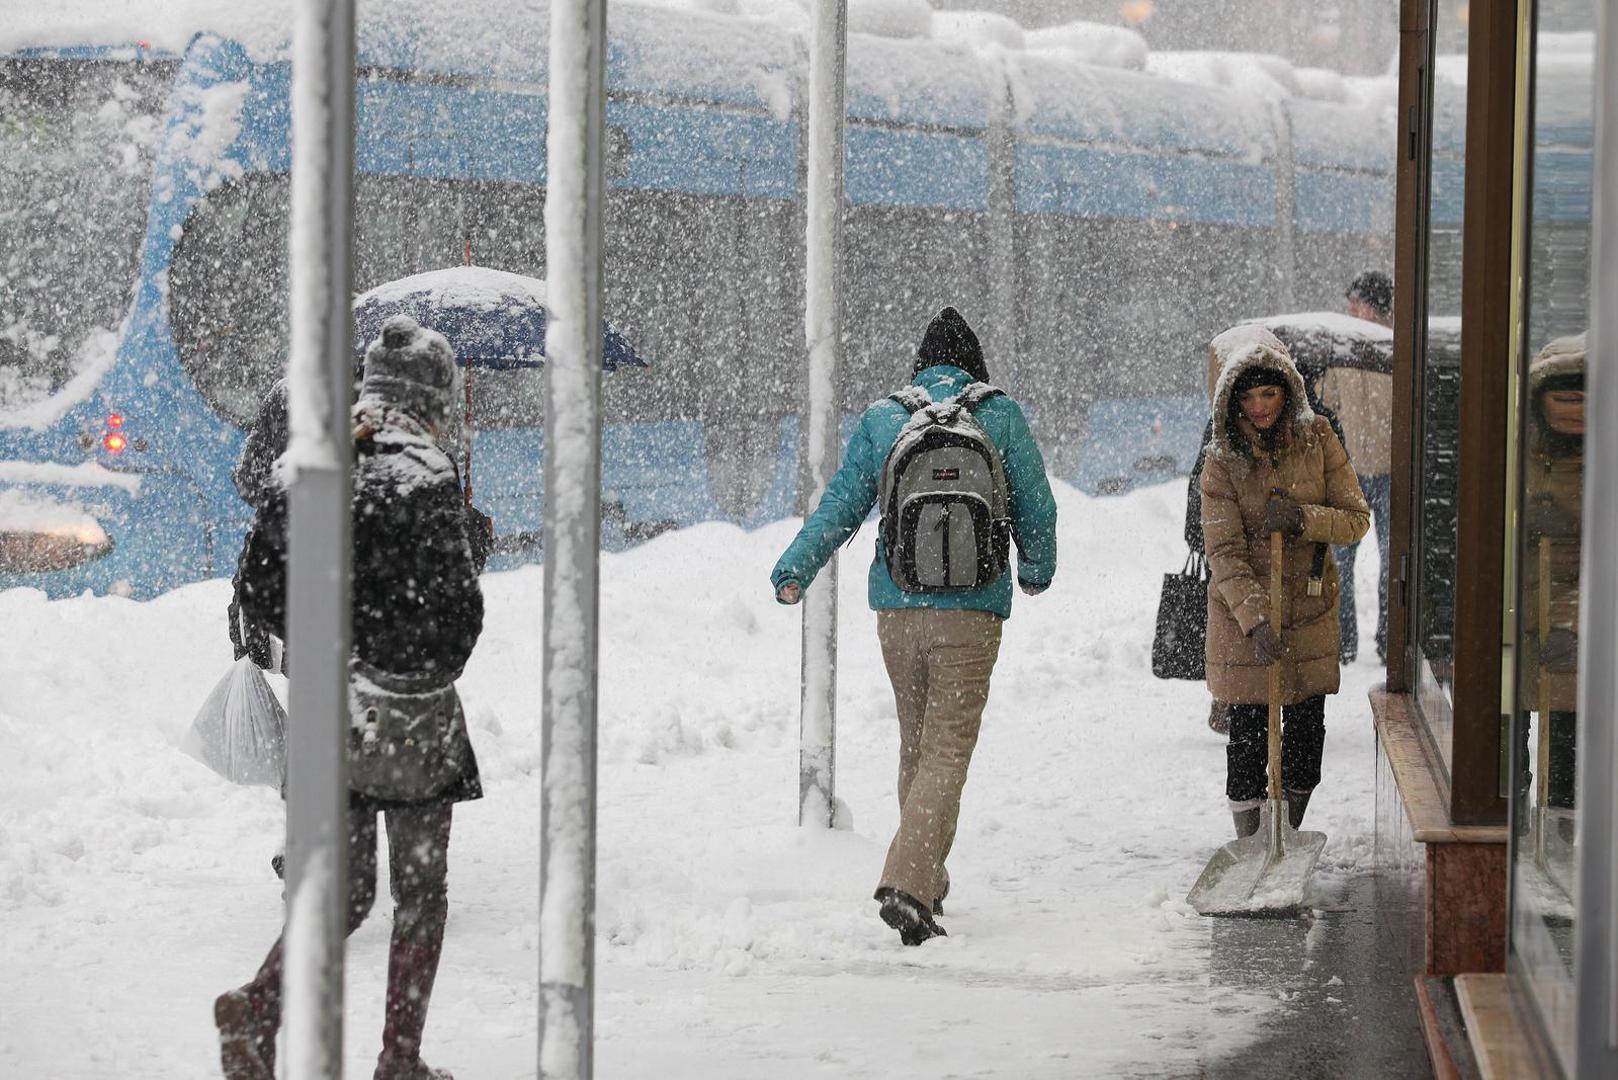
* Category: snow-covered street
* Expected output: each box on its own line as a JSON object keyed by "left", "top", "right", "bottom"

{"left": 0, "top": 479, "right": 1405, "bottom": 1077}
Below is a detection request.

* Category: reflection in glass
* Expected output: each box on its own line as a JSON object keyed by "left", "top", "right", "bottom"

{"left": 1412, "top": 1, "right": 1471, "bottom": 772}
{"left": 1509, "top": 15, "right": 1594, "bottom": 1073}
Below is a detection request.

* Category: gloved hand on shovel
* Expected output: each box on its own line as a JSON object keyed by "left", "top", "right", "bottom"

{"left": 1251, "top": 622, "right": 1289, "bottom": 665}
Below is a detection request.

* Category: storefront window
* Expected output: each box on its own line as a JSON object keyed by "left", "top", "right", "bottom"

{"left": 1508, "top": 8, "right": 1594, "bottom": 1070}
{"left": 1412, "top": 1, "right": 1472, "bottom": 775}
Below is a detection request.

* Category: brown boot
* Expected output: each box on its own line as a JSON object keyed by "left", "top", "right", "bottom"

{"left": 215, "top": 986, "right": 277, "bottom": 1080}
{"left": 375, "top": 938, "right": 450, "bottom": 1080}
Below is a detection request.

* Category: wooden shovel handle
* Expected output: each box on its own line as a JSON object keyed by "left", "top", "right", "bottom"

{"left": 1268, "top": 530, "right": 1284, "bottom": 804}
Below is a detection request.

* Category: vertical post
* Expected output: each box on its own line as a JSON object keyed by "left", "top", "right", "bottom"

{"left": 283, "top": 0, "right": 355, "bottom": 1075}
{"left": 985, "top": 72, "right": 1015, "bottom": 375}
{"left": 1577, "top": 3, "right": 1618, "bottom": 1072}
{"left": 541, "top": 0, "right": 604, "bottom": 1075}
{"left": 1269, "top": 99, "right": 1297, "bottom": 314}
{"left": 800, "top": 0, "right": 847, "bottom": 829}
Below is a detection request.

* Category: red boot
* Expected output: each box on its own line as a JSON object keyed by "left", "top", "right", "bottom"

{"left": 374, "top": 938, "right": 451, "bottom": 1080}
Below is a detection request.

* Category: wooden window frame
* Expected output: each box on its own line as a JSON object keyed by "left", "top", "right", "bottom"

{"left": 1391, "top": 0, "right": 1518, "bottom": 827}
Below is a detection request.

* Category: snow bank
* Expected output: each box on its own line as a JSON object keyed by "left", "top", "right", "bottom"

{"left": 1148, "top": 50, "right": 1302, "bottom": 102}
{"left": 1, "top": 478, "right": 1389, "bottom": 1074}
{"left": 932, "top": 10, "right": 1025, "bottom": 52}
{"left": 1026, "top": 20, "right": 1148, "bottom": 72}
{"left": 848, "top": 0, "right": 933, "bottom": 41}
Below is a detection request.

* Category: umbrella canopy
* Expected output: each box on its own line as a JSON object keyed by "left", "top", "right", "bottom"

{"left": 351, "top": 266, "right": 648, "bottom": 371}
{"left": 1240, "top": 312, "right": 1393, "bottom": 377}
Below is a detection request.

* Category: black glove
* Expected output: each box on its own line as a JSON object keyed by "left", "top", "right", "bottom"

{"left": 465, "top": 505, "right": 494, "bottom": 572}
{"left": 1263, "top": 493, "right": 1305, "bottom": 537}
{"left": 1541, "top": 628, "right": 1578, "bottom": 673}
{"left": 1018, "top": 577, "right": 1048, "bottom": 596}
{"left": 1251, "top": 623, "right": 1289, "bottom": 665}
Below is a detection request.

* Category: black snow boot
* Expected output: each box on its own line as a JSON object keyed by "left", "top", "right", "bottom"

{"left": 1286, "top": 791, "right": 1313, "bottom": 831}
{"left": 1232, "top": 807, "right": 1261, "bottom": 839}
{"left": 876, "top": 887, "right": 947, "bottom": 946}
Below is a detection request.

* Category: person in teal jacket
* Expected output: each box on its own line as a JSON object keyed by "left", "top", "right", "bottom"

{"left": 771, "top": 306, "right": 1057, "bottom": 946}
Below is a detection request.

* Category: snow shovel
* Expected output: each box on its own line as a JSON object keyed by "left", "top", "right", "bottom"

{"left": 1187, "top": 531, "right": 1327, "bottom": 916}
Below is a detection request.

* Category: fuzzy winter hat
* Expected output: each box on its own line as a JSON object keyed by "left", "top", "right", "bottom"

{"left": 1207, "top": 324, "right": 1315, "bottom": 462}
{"left": 915, "top": 306, "right": 988, "bottom": 383}
{"left": 359, "top": 315, "right": 458, "bottom": 427}
{"left": 1530, "top": 332, "right": 1587, "bottom": 395}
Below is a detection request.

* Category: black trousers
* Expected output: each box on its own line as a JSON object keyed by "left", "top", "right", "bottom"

{"left": 1226, "top": 695, "right": 1326, "bottom": 805}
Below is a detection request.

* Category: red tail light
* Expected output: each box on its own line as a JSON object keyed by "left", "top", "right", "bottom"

{"left": 107, "top": 414, "right": 124, "bottom": 428}
{"left": 103, "top": 433, "right": 127, "bottom": 453}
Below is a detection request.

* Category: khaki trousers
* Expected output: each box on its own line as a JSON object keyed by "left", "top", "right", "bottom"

{"left": 875, "top": 609, "right": 1004, "bottom": 905}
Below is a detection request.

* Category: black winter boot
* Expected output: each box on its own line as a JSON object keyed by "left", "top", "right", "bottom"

{"left": 1232, "top": 807, "right": 1261, "bottom": 839}
{"left": 876, "top": 887, "right": 947, "bottom": 946}
{"left": 1286, "top": 791, "right": 1313, "bottom": 831}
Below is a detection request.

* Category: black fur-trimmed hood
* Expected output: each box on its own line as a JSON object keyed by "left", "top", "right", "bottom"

{"left": 1207, "top": 324, "right": 1317, "bottom": 468}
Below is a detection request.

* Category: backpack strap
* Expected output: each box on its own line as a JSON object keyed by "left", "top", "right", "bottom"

{"left": 956, "top": 382, "right": 1004, "bottom": 413}
{"left": 889, "top": 385, "right": 934, "bottom": 413}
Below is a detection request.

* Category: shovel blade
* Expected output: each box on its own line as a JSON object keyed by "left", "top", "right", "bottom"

{"left": 1187, "top": 818, "right": 1328, "bottom": 916}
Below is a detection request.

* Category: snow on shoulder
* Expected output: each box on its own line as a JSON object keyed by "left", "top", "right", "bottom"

{"left": 1247, "top": 311, "right": 1393, "bottom": 342}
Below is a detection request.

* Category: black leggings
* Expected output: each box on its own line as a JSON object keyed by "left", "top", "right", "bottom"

{"left": 1226, "top": 695, "right": 1326, "bottom": 805}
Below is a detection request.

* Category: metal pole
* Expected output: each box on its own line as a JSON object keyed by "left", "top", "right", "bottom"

{"left": 283, "top": 0, "right": 355, "bottom": 1075}
{"left": 1576, "top": 3, "right": 1618, "bottom": 1073}
{"left": 799, "top": 0, "right": 846, "bottom": 830}
{"left": 540, "top": 0, "right": 604, "bottom": 1074}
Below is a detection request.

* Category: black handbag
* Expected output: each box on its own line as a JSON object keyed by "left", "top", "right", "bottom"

{"left": 1152, "top": 552, "right": 1209, "bottom": 681}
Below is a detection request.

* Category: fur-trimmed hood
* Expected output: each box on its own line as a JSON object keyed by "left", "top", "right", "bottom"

{"left": 1529, "top": 332, "right": 1586, "bottom": 393}
{"left": 1207, "top": 324, "right": 1317, "bottom": 466}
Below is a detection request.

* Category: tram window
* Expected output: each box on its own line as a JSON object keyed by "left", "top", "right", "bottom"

{"left": 169, "top": 173, "right": 551, "bottom": 429}
{"left": 0, "top": 59, "right": 170, "bottom": 416}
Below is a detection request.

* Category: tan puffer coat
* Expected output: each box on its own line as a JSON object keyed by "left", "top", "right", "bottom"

{"left": 1521, "top": 334, "right": 1585, "bottom": 710}
{"left": 1200, "top": 327, "right": 1371, "bottom": 705}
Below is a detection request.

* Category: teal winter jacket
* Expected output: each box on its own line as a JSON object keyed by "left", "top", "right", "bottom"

{"left": 770, "top": 365, "right": 1058, "bottom": 618}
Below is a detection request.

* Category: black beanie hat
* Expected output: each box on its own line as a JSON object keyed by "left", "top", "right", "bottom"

{"left": 1347, "top": 270, "right": 1393, "bottom": 318}
{"left": 916, "top": 306, "right": 988, "bottom": 383}
{"left": 1230, "top": 365, "right": 1289, "bottom": 400}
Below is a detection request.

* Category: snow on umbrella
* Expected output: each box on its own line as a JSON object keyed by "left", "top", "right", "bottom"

{"left": 1242, "top": 312, "right": 1392, "bottom": 378}
{"left": 350, "top": 265, "right": 648, "bottom": 371}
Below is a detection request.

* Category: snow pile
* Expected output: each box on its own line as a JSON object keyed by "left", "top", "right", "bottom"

{"left": 848, "top": 0, "right": 934, "bottom": 41}
{"left": 1292, "top": 66, "right": 1349, "bottom": 103}
{"left": 1025, "top": 20, "right": 1148, "bottom": 72}
{"left": 0, "top": 478, "right": 1388, "bottom": 1075}
{"left": 1148, "top": 50, "right": 1302, "bottom": 101}
{"left": 932, "top": 10, "right": 1026, "bottom": 52}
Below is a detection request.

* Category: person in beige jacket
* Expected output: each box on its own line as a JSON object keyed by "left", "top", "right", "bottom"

{"left": 1201, "top": 326, "right": 1370, "bottom": 838}
{"left": 1519, "top": 333, "right": 1586, "bottom": 810}
{"left": 1321, "top": 270, "right": 1394, "bottom": 662}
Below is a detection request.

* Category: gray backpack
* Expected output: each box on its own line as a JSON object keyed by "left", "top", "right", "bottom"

{"left": 879, "top": 382, "right": 1011, "bottom": 593}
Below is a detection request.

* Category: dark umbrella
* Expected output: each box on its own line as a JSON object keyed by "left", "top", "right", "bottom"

{"left": 351, "top": 266, "right": 648, "bottom": 505}
{"left": 351, "top": 265, "right": 647, "bottom": 371}
{"left": 1243, "top": 312, "right": 1393, "bottom": 378}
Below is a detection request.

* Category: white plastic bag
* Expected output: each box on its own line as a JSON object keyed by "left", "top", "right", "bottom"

{"left": 181, "top": 658, "right": 288, "bottom": 787}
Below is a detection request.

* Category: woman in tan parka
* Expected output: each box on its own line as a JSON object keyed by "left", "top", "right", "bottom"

{"left": 1520, "top": 333, "right": 1585, "bottom": 810}
{"left": 1200, "top": 325, "right": 1370, "bottom": 838}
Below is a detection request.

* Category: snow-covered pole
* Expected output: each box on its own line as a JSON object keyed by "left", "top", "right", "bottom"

{"left": 541, "top": 0, "right": 605, "bottom": 1074}
{"left": 283, "top": 0, "right": 355, "bottom": 1075}
{"left": 800, "top": 0, "right": 847, "bottom": 829}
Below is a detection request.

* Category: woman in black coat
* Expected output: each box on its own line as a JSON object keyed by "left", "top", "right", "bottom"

{"left": 217, "top": 316, "right": 486, "bottom": 1080}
